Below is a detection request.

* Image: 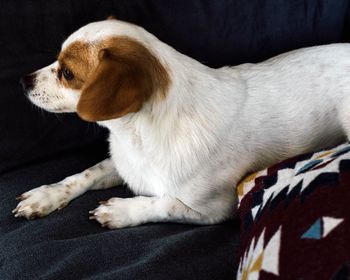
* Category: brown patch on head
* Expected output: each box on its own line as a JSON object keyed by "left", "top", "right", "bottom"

{"left": 107, "top": 15, "right": 117, "bottom": 20}
{"left": 76, "top": 36, "right": 170, "bottom": 121}
{"left": 58, "top": 41, "right": 98, "bottom": 90}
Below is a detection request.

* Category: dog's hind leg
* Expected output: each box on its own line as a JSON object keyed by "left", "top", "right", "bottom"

{"left": 89, "top": 196, "right": 216, "bottom": 229}
{"left": 337, "top": 97, "right": 350, "bottom": 141}
{"left": 89, "top": 185, "right": 237, "bottom": 229}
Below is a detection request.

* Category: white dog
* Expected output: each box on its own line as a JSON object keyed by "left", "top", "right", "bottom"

{"left": 14, "top": 17, "right": 350, "bottom": 229}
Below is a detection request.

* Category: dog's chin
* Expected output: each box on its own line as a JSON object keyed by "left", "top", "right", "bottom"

{"left": 45, "top": 107, "right": 75, "bottom": 113}
{"left": 27, "top": 97, "right": 75, "bottom": 114}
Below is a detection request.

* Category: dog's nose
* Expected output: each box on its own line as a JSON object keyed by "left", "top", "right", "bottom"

{"left": 20, "top": 74, "right": 35, "bottom": 91}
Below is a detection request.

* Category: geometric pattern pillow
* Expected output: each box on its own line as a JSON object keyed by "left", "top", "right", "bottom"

{"left": 236, "top": 142, "right": 350, "bottom": 280}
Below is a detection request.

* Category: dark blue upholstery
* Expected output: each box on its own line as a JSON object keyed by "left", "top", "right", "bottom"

{"left": 1, "top": 1, "right": 349, "bottom": 279}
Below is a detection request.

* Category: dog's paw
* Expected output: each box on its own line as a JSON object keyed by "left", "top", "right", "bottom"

{"left": 89, "top": 197, "right": 148, "bottom": 229}
{"left": 13, "top": 184, "right": 69, "bottom": 219}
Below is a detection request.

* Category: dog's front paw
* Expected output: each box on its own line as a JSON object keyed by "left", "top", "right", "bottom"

{"left": 89, "top": 197, "right": 148, "bottom": 229}
{"left": 13, "top": 184, "right": 69, "bottom": 219}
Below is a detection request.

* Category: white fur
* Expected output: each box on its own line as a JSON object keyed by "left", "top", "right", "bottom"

{"left": 15, "top": 19, "right": 350, "bottom": 228}
{"left": 13, "top": 159, "right": 121, "bottom": 219}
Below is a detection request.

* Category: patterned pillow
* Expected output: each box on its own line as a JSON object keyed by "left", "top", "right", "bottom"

{"left": 236, "top": 143, "right": 350, "bottom": 280}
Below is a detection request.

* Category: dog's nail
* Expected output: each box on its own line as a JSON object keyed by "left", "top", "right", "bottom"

{"left": 14, "top": 212, "right": 22, "bottom": 218}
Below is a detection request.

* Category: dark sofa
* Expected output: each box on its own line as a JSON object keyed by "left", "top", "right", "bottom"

{"left": 1, "top": 1, "right": 349, "bottom": 279}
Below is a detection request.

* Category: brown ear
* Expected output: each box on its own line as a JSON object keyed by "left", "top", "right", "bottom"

{"left": 107, "top": 15, "right": 116, "bottom": 20}
{"left": 77, "top": 37, "right": 169, "bottom": 122}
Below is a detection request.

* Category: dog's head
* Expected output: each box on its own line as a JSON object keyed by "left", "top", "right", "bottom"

{"left": 21, "top": 17, "right": 170, "bottom": 121}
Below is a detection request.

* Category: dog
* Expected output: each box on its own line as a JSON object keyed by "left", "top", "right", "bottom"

{"left": 15, "top": 17, "right": 350, "bottom": 229}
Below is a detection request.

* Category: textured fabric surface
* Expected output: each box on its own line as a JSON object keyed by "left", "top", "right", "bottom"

{"left": 237, "top": 143, "right": 350, "bottom": 280}
{"left": 1, "top": 0, "right": 350, "bottom": 279}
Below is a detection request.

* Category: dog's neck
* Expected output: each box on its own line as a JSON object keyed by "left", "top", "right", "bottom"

{"left": 148, "top": 38, "right": 245, "bottom": 118}
{"left": 100, "top": 35, "right": 245, "bottom": 138}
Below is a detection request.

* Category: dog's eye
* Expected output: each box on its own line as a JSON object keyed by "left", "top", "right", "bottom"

{"left": 62, "top": 68, "right": 74, "bottom": 81}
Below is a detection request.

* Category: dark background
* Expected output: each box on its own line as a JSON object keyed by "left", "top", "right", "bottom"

{"left": 1, "top": 0, "right": 349, "bottom": 174}
{"left": 0, "top": 0, "right": 349, "bottom": 279}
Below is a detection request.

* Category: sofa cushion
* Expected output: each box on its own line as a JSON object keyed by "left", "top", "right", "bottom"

{"left": 236, "top": 143, "right": 350, "bottom": 279}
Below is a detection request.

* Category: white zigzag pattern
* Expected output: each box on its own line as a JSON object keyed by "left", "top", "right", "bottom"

{"left": 251, "top": 143, "right": 350, "bottom": 219}
{"left": 237, "top": 226, "right": 282, "bottom": 279}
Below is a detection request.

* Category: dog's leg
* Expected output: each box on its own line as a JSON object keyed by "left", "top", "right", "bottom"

{"left": 89, "top": 194, "right": 236, "bottom": 229}
{"left": 339, "top": 98, "right": 350, "bottom": 141}
{"left": 13, "top": 158, "right": 122, "bottom": 219}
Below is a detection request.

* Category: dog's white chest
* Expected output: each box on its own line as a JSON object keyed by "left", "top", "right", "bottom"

{"left": 107, "top": 130, "right": 171, "bottom": 197}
